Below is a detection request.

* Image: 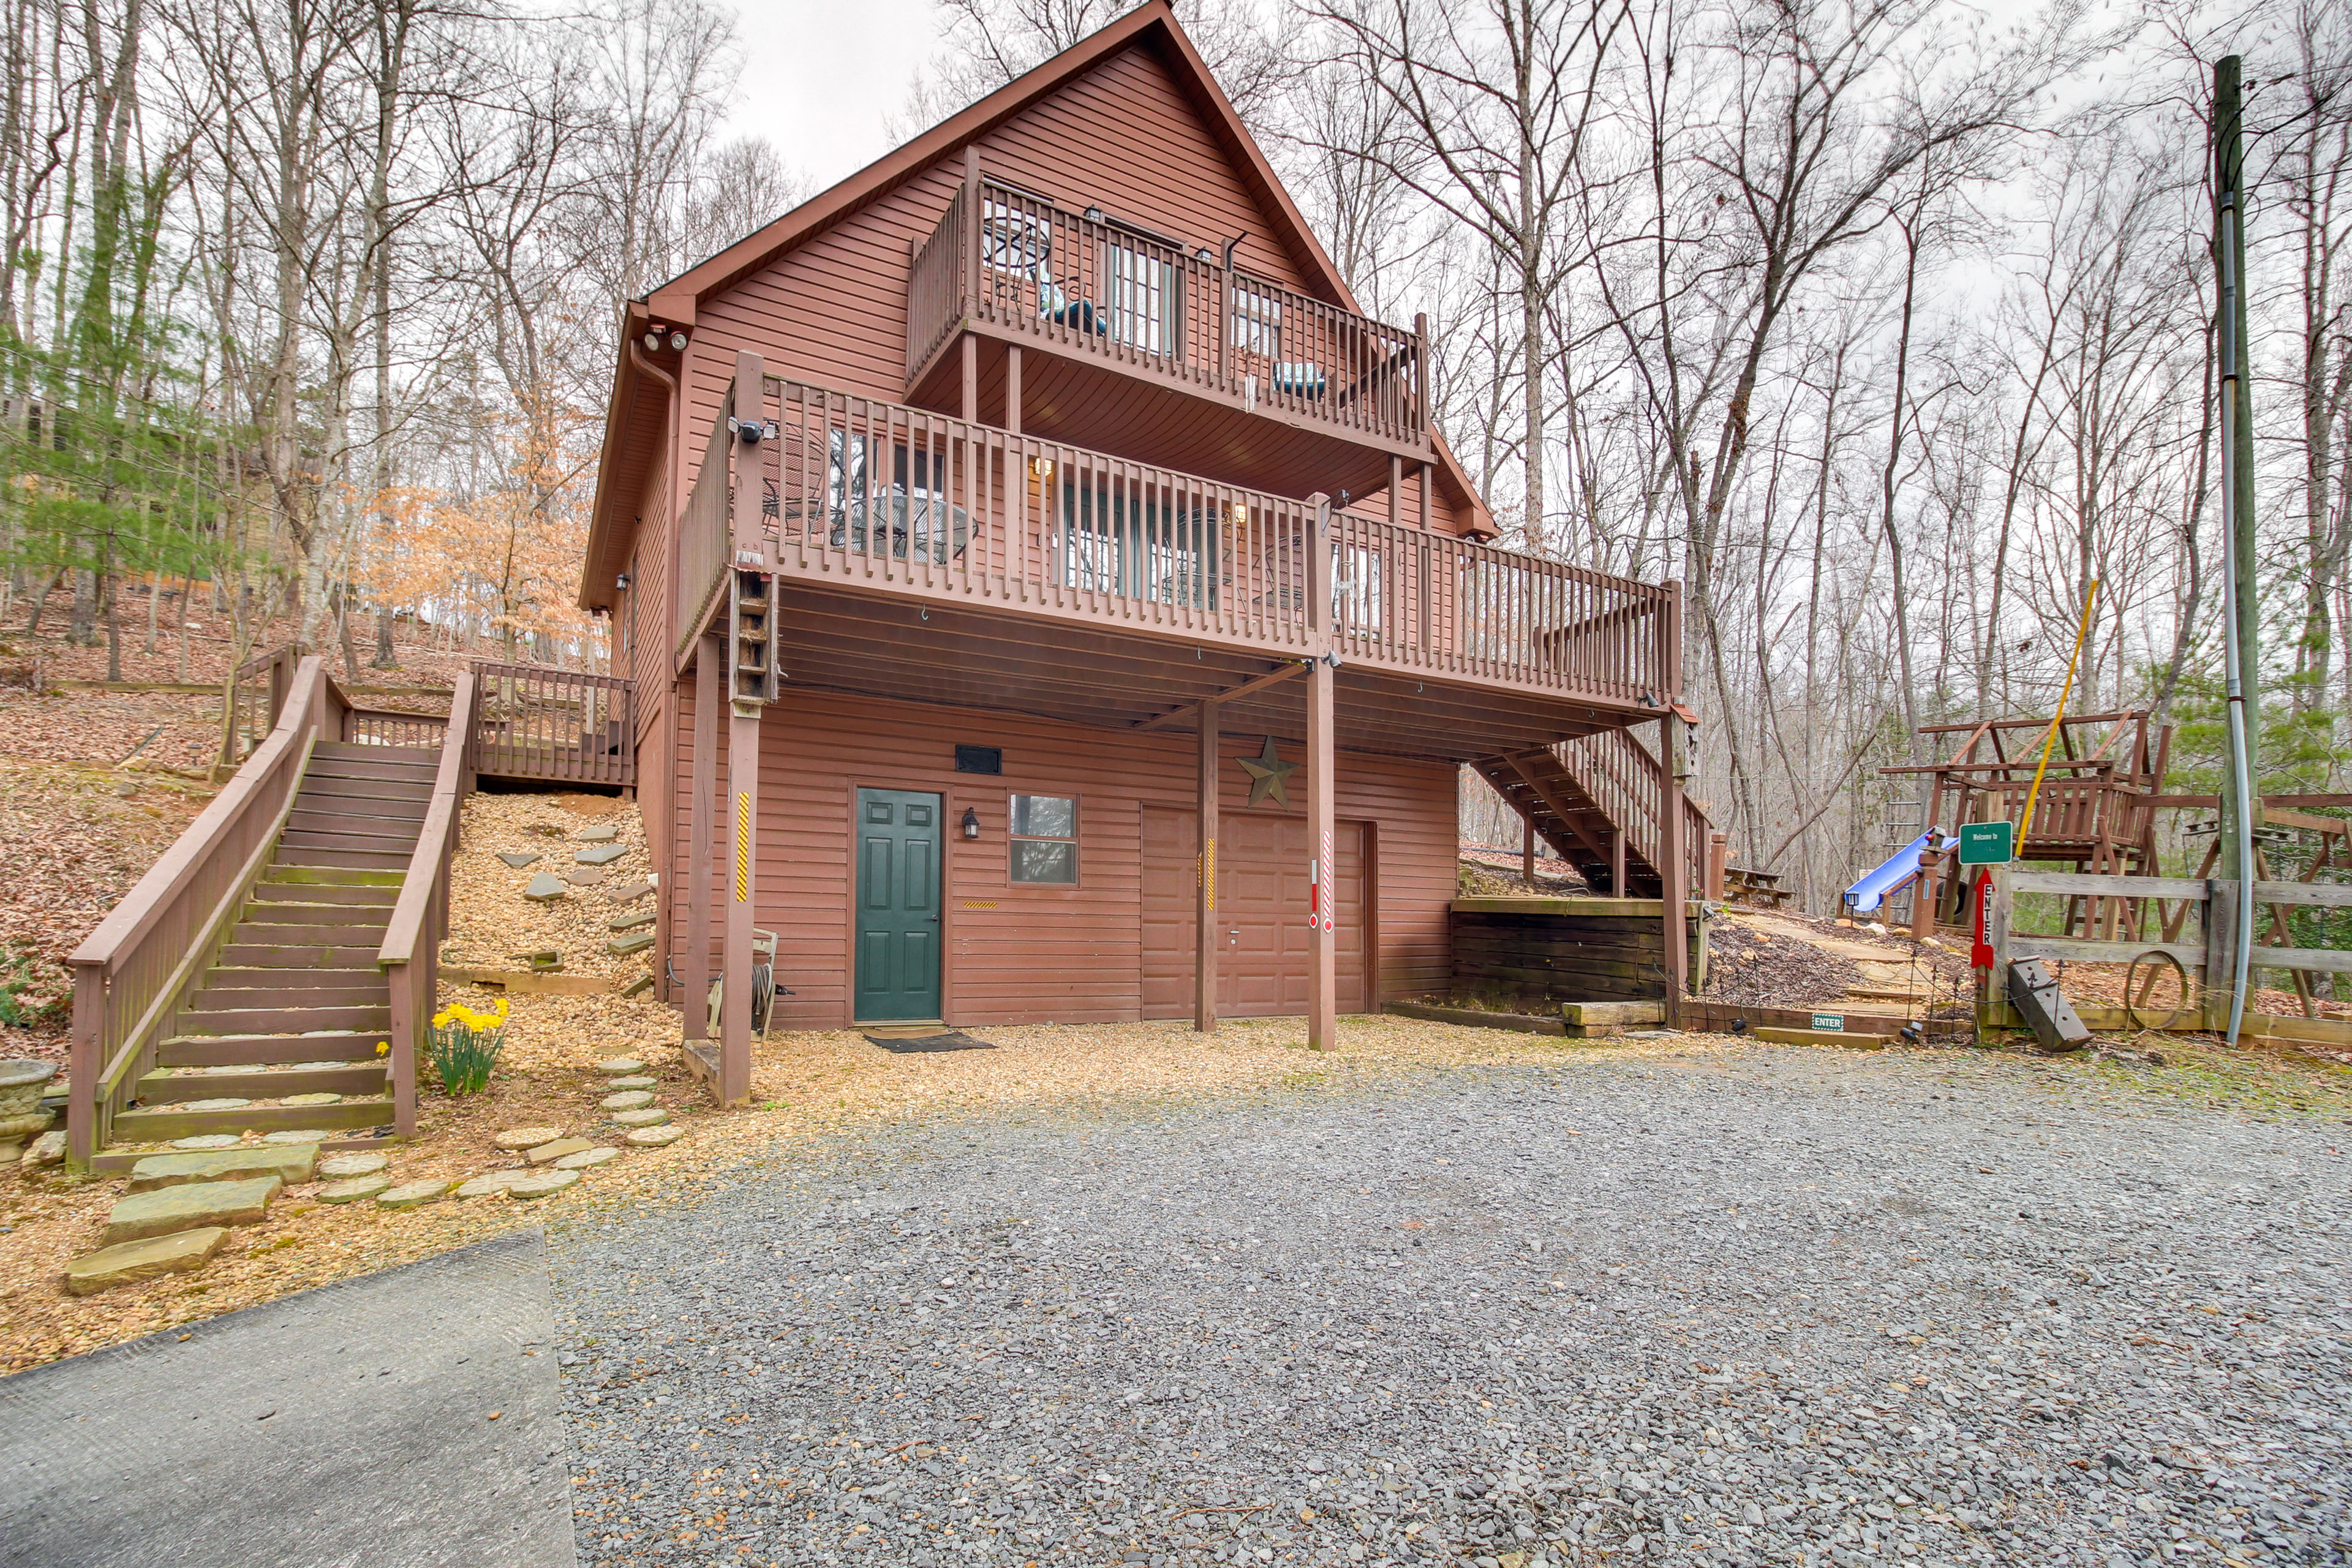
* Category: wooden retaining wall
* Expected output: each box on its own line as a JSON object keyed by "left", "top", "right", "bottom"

{"left": 1449, "top": 896, "right": 1706, "bottom": 1009}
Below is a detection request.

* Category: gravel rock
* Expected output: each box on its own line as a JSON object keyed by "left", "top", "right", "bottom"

{"left": 545, "top": 1047, "right": 2352, "bottom": 1568}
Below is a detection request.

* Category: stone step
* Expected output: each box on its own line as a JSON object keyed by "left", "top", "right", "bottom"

{"left": 224, "top": 922, "right": 391, "bottom": 951}
{"left": 238, "top": 902, "right": 397, "bottom": 930}
{"left": 157, "top": 1030, "right": 382, "bottom": 1068}
{"left": 314, "top": 740, "right": 438, "bottom": 763}
{"left": 249, "top": 880, "right": 399, "bottom": 907}
{"left": 102, "top": 1175, "right": 282, "bottom": 1245}
{"left": 292, "top": 777, "right": 438, "bottom": 811}
{"left": 124, "top": 1144, "right": 318, "bottom": 1192}
{"left": 288, "top": 804, "right": 428, "bottom": 838}
{"left": 109, "top": 1096, "right": 393, "bottom": 1143}
{"left": 66, "top": 1227, "right": 230, "bottom": 1295}
{"left": 258, "top": 865, "right": 405, "bottom": 890}
{"left": 175, "top": 1003, "right": 392, "bottom": 1036}
{"left": 191, "top": 981, "right": 390, "bottom": 1013}
{"left": 281, "top": 825, "right": 423, "bottom": 855}
{"left": 218, "top": 943, "right": 384, "bottom": 969}
{"left": 136, "top": 1061, "right": 387, "bottom": 1104}
{"left": 273, "top": 845, "right": 413, "bottom": 872}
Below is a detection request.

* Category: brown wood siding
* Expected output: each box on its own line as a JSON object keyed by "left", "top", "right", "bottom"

{"left": 658, "top": 687, "right": 1453, "bottom": 1027}
{"left": 630, "top": 438, "right": 673, "bottom": 700}
{"left": 685, "top": 45, "right": 1328, "bottom": 499}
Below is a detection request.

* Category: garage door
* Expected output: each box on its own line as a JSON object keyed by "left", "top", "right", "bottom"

{"left": 1142, "top": 806, "right": 1365, "bottom": 1018}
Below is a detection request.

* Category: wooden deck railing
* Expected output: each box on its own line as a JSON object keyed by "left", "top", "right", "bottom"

{"left": 222, "top": 641, "right": 304, "bottom": 769}
{"left": 673, "top": 398, "right": 737, "bottom": 665}
{"left": 345, "top": 706, "right": 448, "bottom": 750}
{"left": 470, "top": 662, "right": 636, "bottom": 786}
{"left": 67, "top": 656, "right": 341, "bottom": 1166}
{"left": 741, "top": 376, "right": 1672, "bottom": 706}
{"left": 909, "top": 173, "right": 1427, "bottom": 453}
{"left": 1553, "top": 725, "right": 1709, "bottom": 894}
{"left": 379, "top": 669, "right": 477, "bottom": 1138}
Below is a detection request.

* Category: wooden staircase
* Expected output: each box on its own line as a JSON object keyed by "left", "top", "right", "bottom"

{"left": 106, "top": 743, "right": 437, "bottom": 1148}
{"left": 1472, "top": 728, "right": 1703, "bottom": 897}
{"left": 66, "top": 650, "right": 635, "bottom": 1172}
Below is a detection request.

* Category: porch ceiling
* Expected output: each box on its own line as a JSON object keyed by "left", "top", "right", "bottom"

{"left": 908, "top": 333, "right": 1404, "bottom": 512}
{"left": 774, "top": 584, "right": 1643, "bottom": 761}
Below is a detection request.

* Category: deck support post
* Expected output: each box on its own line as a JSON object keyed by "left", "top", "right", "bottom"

{"left": 1306, "top": 492, "right": 1337, "bottom": 1052}
{"left": 1658, "top": 587, "right": 1690, "bottom": 1024}
{"left": 1610, "top": 824, "right": 1626, "bottom": 895}
{"left": 684, "top": 633, "right": 720, "bottom": 1044}
{"left": 1006, "top": 345, "right": 1022, "bottom": 435}
{"left": 721, "top": 704, "right": 758, "bottom": 1103}
{"left": 1523, "top": 820, "right": 1536, "bottom": 888}
{"left": 718, "top": 352, "right": 767, "bottom": 1106}
{"left": 1194, "top": 696, "right": 1219, "bottom": 1032}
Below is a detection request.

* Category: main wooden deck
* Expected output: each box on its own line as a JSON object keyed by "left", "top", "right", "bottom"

{"left": 674, "top": 373, "right": 1676, "bottom": 724}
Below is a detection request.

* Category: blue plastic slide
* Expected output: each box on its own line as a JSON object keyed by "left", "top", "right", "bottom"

{"left": 1843, "top": 830, "right": 1945, "bottom": 916}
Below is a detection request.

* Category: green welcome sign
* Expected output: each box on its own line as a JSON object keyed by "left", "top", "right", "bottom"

{"left": 1956, "top": 821, "right": 2015, "bottom": 867}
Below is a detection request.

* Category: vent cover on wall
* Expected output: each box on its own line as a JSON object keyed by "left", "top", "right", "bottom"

{"left": 954, "top": 745, "right": 1003, "bottom": 775}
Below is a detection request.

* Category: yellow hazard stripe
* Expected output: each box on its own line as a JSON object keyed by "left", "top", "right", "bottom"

{"left": 734, "top": 792, "right": 750, "bottom": 902}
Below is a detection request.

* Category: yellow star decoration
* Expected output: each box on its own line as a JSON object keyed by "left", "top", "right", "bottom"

{"left": 1237, "top": 734, "right": 1299, "bottom": 807}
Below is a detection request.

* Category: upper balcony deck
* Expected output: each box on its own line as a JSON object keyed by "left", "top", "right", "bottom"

{"left": 673, "top": 370, "right": 1676, "bottom": 759}
{"left": 905, "top": 170, "right": 1428, "bottom": 499}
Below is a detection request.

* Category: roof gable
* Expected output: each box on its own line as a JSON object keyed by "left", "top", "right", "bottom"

{"left": 650, "top": 2, "right": 1348, "bottom": 323}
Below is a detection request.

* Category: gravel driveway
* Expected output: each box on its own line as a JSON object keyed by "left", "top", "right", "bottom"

{"left": 547, "top": 1039, "right": 2351, "bottom": 1568}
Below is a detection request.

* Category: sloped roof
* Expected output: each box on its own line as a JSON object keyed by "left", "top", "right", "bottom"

{"left": 580, "top": 0, "right": 1490, "bottom": 610}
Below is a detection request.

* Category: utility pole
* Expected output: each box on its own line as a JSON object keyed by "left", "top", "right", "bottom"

{"left": 2213, "top": 56, "right": 2258, "bottom": 1042}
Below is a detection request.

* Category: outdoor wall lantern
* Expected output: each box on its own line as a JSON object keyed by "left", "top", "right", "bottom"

{"left": 1030, "top": 456, "right": 1054, "bottom": 481}
{"left": 615, "top": 572, "right": 631, "bottom": 590}
{"left": 960, "top": 807, "right": 981, "bottom": 840}
{"left": 1084, "top": 205, "right": 1105, "bottom": 223}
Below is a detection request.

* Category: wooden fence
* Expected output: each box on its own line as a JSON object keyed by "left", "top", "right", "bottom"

{"left": 1983, "top": 868, "right": 2352, "bottom": 1036}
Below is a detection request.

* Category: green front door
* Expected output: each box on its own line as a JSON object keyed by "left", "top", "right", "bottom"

{"left": 854, "top": 788, "right": 942, "bottom": 1021}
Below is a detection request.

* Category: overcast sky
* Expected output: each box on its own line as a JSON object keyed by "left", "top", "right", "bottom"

{"left": 722, "top": 0, "right": 940, "bottom": 195}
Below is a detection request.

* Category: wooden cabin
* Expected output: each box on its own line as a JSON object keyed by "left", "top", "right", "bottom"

{"left": 577, "top": 2, "right": 1693, "bottom": 1095}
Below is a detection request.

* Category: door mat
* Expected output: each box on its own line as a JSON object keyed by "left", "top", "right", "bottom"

{"left": 864, "top": 1030, "right": 997, "bottom": 1053}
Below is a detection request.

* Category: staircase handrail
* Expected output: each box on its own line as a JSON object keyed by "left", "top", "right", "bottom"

{"left": 377, "top": 668, "right": 478, "bottom": 1137}
{"left": 67, "top": 656, "right": 346, "bottom": 1166}
{"left": 1553, "top": 725, "right": 1713, "bottom": 894}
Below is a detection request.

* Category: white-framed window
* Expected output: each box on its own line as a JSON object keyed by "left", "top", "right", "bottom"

{"left": 1232, "top": 283, "right": 1283, "bottom": 358}
{"left": 1104, "top": 241, "right": 1177, "bottom": 354}
{"left": 1009, "top": 794, "right": 1079, "bottom": 884}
